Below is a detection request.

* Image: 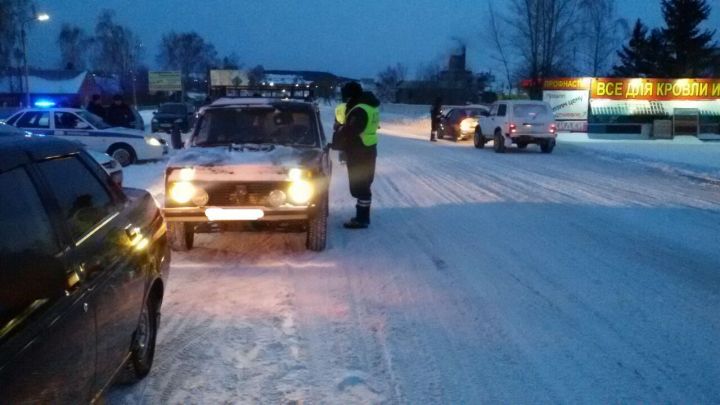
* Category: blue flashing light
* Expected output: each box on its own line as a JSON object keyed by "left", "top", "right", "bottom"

{"left": 34, "top": 99, "right": 56, "bottom": 108}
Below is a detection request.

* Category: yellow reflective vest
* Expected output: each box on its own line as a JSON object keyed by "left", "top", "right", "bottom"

{"left": 349, "top": 104, "right": 379, "bottom": 147}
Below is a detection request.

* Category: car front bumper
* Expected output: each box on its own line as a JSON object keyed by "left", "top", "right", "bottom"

{"left": 163, "top": 206, "right": 311, "bottom": 222}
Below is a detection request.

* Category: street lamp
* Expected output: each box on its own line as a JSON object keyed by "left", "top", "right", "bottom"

{"left": 20, "top": 12, "right": 50, "bottom": 107}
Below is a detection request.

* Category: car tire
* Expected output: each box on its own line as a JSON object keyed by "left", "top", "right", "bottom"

{"left": 541, "top": 139, "right": 556, "bottom": 154}
{"left": 306, "top": 193, "right": 328, "bottom": 252}
{"left": 473, "top": 129, "right": 486, "bottom": 149}
{"left": 493, "top": 131, "right": 506, "bottom": 154}
{"left": 108, "top": 144, "right": 136, "bottom": 167}
{"left": 129, "top": 296, "right": 159, "bottom": 379}
{"left": 168, "top": 222, "right": 194, "bottom": 251}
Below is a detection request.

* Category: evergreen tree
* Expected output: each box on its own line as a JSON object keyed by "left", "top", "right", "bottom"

{"left": 613, "top": 19, "right": 652, "bottom": 76}
{"left": 661, "top": 0, "right": 717, "bottom": 76}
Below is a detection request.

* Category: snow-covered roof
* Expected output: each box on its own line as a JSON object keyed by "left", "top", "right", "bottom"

{"left": 0, "top": 71, "right": 88, "bottom": 94}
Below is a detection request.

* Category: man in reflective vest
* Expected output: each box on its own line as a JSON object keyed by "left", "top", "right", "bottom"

{"left": 333, "top": 82, "right": 380, "bottom": 229}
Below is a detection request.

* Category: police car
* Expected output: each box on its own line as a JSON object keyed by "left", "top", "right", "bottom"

{"left": 5, "top": 104, "right": 167, "bottom": 166}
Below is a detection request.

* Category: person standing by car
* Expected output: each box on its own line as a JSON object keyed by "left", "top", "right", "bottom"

{"left": 430, "top": 97, "right": 442, "bottom": 142}
{"left": 334, "top": 82, "right": 380, "bottom": 229}
{"left": 106, "top": 94, "right": 134, "bottom": 128}
{"left": 86, "top": 94, "right": 106, "bottom": 120}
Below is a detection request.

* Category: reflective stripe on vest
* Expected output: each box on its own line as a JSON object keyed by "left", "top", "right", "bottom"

{"left": 335, "top": 103, "right": 347, "bottom": 124}
{"left": 349, "top": 104, "right": 379, "bottom": 146}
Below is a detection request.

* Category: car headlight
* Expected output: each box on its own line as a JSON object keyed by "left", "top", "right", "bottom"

{"left": 267, "top": 190, "right": 287, "bottom": 207}
{"left": 169, "top": 181, "right": 196, "bottom": 204}
{"left": 288, "top": 180, "right": 313, "bottom": 205}
{"left": 460, "top": 118, "right": 476, "bottom": 133}
{"left": 191, "top": 188, "right": 209, "bottom": 206}
{"left": 146, "top": 137, "right": 162, "bottom": 146}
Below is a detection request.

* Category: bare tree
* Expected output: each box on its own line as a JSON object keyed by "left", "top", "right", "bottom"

{"left": 376, "top": 63, "right": 407, "bottom": 102}
{"left": 156, "top": 31, "right": 218, "bottom": 80}
{"left": 57, "top": 23, "right": 91, "bottom": 70}
{"left": 92, "top": 10, "right": 142, "bottom": 79}
{"left": 506, "top": 0, "right": 582, "bottom": 98}
{"left": 487, "top": 3, "right": 513, "bottom": 92}
{"left": 0, "top": 0, "right": 33, "bottom": 92}
{"left": 579, "top": 0, "right": 627, "bottom": 76}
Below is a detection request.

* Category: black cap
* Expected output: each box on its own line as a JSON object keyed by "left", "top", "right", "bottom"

{"left": 341, "top": 82, "right": 363, "bottom": 101}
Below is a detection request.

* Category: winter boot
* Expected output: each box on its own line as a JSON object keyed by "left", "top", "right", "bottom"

{"left": 344, "top": 205, "right": 370, "bottom": 229}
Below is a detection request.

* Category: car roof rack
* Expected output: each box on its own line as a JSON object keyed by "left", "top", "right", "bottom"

{"left": 215, "top": 84, "right": 315, "bottom": 101}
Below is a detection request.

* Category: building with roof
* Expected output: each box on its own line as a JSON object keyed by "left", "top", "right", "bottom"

{"left": 0, "top": 70, "right": 101, "bottom": 108}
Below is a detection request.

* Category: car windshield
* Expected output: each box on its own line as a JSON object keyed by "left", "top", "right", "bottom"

{"left": 159, "top": 104, "right": 187, "bottom": 115}
{"left": 194, "top": 106, "right": 317, "bottom": 147}
{"left": 463, "top": 108, "right": 486, "bottom": 118}
{"left": 513, "top": 104, "right": 552, "bottom": 120}
{"left": 77, "top": 110, "right": 110, "bottom": 129}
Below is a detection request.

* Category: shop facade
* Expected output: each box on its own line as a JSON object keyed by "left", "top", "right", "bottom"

{"left": 542, "top": 77, "right": 720, "bottom": 136}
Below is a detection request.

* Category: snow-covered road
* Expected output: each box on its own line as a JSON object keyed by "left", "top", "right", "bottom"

{"left": 108, "top": 113, "right": 720, "bottom": 403}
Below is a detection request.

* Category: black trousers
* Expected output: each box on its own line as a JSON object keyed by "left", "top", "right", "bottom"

{"left": 346, "top": 144, "right": 377, "bottom": 205}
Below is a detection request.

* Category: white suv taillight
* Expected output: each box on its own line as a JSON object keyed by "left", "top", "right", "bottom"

{"left": 550, "top": 124, "right": 557, "bottom": 134}
{"left": 509, "top": 123, "right": 517, "bottom": 134}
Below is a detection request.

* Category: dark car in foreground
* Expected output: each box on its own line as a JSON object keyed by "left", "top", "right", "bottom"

{"left": 163, "top": 97, "right": 331, "bottom": 251}
{"left": 438, "top": 106, "right": 489, "bottom": 141}
{"left": 0, "top": 136, "right": 170, "bottom": 403}
{"left": 151, "top": 103, "right": 197, "bottom": 133}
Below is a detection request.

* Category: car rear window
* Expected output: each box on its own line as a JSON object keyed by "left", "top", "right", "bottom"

{"left": 195, "top": 106, "right": 318, "bottom": 147}
{"left": 514, "top": 104, "right": 552, "bottom": 120}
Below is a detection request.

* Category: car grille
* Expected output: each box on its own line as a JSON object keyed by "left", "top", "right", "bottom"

{"left": 205, "top": 182, "right": 284, "bottom": 206}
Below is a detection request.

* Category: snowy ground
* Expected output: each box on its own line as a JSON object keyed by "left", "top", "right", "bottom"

{"left": 107, "top": 107, "right": 720, "bottom": 404}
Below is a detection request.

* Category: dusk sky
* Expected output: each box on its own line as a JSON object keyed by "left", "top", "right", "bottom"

{"left": 27, "top": 0, "right": 720, "bottom": 79}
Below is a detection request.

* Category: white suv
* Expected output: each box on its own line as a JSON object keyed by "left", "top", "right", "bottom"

{"left": 475, "top": 100, "right": 557, "bottom": 153}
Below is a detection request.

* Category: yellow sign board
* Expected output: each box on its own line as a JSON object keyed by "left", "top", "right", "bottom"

{"left": 149, "top": 71, "right": 182, "bottom": 92}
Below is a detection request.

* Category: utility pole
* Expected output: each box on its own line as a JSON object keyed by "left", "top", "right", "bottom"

{"left": 20, "top": 12, "right": 50, "bottom": 107}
